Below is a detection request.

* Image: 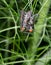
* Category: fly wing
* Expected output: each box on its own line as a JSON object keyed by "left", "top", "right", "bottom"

{"left": 20, "top": 10, "right": 24, "bottom": 25}
{"left": 25, "top": 11, "right": 32, "bottom": 20}
{"left": 32, "top": 13, "right": 39, "bottom": 23}
{"left": 20, "top": 10, "right": 26, "bottom": 31}
{"left": 23, "top": 11, "right": 32, "bottom": 27}
{"left": 20, "top": 10, "right": 26, "bottom": 27}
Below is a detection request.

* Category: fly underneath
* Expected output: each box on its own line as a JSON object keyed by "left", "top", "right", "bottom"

{"left": 20, "top": 10, "right": 38, "bottom": 33}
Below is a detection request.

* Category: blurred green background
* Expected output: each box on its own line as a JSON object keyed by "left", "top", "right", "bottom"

{"left": 0, "top": 0, "right": 51, "bottom": 65}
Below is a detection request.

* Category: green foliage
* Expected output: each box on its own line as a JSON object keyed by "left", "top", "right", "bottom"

{"left": 0, "top": 0, "right": 51, "bottom": 65}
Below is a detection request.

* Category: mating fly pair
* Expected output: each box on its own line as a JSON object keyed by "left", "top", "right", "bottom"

{"left": 20, "top": 10, "right": 38, "bottom": 33}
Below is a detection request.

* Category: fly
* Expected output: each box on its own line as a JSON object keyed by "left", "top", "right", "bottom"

{"left": 20, "top": 10, "right": 38, "bottom": 33}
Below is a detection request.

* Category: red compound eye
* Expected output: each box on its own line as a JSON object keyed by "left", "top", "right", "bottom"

{"left": 29, "top": 29, "right": 33, "bottom": 32}
{"left": 21, "top": 27, "right": 25, "bottom": 31}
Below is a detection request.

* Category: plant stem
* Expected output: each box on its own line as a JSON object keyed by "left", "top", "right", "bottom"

{"left": 24, "top": 0, "right": 51, "bottom": 65}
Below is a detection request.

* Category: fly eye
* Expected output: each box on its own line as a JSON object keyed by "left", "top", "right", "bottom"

{"left": 21, "top": 27, "right": 25, "bottom": 32}
{"left": 29, "top": 29, "right": 33, "bottom": 32}
{"left": 28, "top": 26, "right": 33, "bottom": 32}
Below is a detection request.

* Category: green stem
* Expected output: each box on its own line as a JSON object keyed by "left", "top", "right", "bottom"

{"left": 24, "top": 0, "right": 51, "bottom": 65}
